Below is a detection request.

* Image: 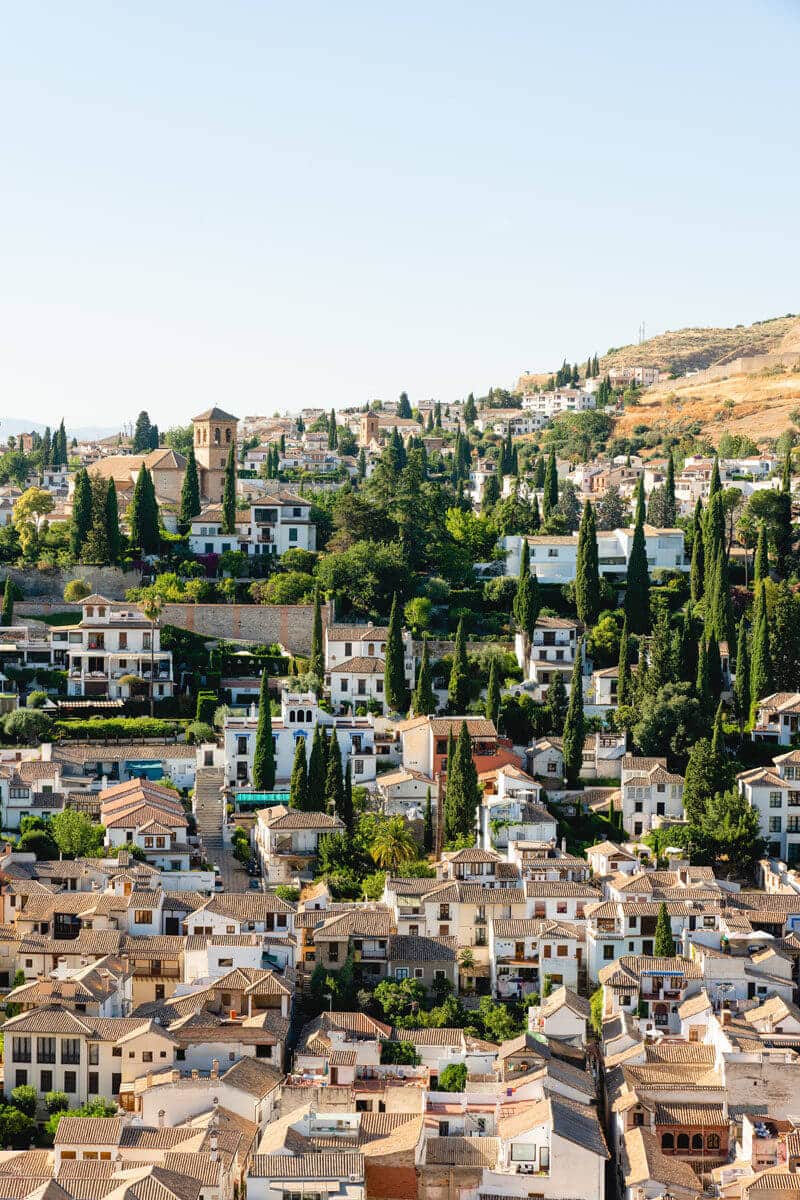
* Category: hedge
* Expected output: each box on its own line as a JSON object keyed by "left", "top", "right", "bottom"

{"left": 54, "top": 717, "right": 183, "bottom": 740}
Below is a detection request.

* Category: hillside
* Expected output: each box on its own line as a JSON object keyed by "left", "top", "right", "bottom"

{"left": 612, "top": 362, "right": 800, "bottom": 446}
{"left": 600, "top": 313, "right": 800, "bottom": 376}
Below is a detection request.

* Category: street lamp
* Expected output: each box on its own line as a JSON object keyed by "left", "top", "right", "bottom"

{"left": 324, "top": 991, "right": 333, "bottom": 1013}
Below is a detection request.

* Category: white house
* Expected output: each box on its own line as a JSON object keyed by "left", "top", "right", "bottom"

{"left": 521, "top": 388, "right": 598, "bottom": 417}
{"left": 751, "top": 693, "right": 800, "bottom": 746}
{"left": 738, "top": 748, "right": 800, "bottom": 864}
{"left": 100, "top": 780, "right": 190, "bottom": 870}
{"left": 188, "top": 493, "right": 316, "bottom": 559}
{"left": 620, "top": 755, "right": 684, "bottom": 838}
{"left": 515, "top": 616, "right": 582, "bottom": 702}
{"left": 504, "top": 525, "right": 687, "bottom": 584}
{"left": 66, "top": 595, "right": 174, "bottom": 701}
{"left": 223, "top": 690, "right": 377, "bottom": 788}
{"left": 324, "top": 621, "right": 415, "bottom": 714}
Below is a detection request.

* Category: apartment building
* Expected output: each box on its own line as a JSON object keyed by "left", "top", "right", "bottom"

{"left": 514, "top": 615, "right": 582, "bottom": 702}
{"left": 188, "top": 492, "right": 316, "bottom": 558}
{"left": 66, "top": 595, "right": 174, "bottom": 701}
{"left": 738, "top": 748, "right": 800, "bottom": 863}
{"left": 520, "top": 387, "right": 598, "bottom": 416}
{"left": 751, "top": 692, "right": 800, "bottom": 746}
{"left": 252, "top": 806, "right": 346, "bottom": 885}
{"left": 489, "top": 917, "right": 584, "bottom": 998}
{"left": 620, "top": 754, "right": 685, "bottom": 837}
{"left": 504, "top": 525, "right": 687, "bottom": 584}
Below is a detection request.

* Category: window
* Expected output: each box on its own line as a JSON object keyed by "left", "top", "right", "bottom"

{"left": 142, "top": 1051, "right": 153, "bottom": 1063}
{"left": 40, "top": 1069, "right": 53, "bottom": 1092}
{"left": 37, "top": 1037, "right": 56, "bottom": 1064}
{"left": 691, "top": 1134, "right": 703, "bottom": 1150}
{"left": 88, "top": 1071, "right": 99, "bottom": 1095}
{"left": 340, "top": 679, "right": 348, "bottom": 692}
{"left": 661, "top": 1133, "right": 674, "bottom": 1150}
{"left": 603, "top": 945, "right": 615, "bottom": 960}
{"left": 770, "top": 791, "right": 783, "bottom": 807}
{"left": 112, "top": 1047, "right": 122, "bottom": 1057}
{"left": 64, "top": 1071, "right": 77, "bottom": 1094}
{"left": 15, "top": 1070, "right": 27, "bottom": 1087}
{"left": 88, "top": 1044, "right": 99, "bottom": 1066}
{"left": 707, "top": 1133, "right": 720, "bottom": 1150}
{"left": 395, "top": 967, "right": 409, "bottom": 980}
{"left": 289, "top": 527, "right": 298, "bottom": 543}
{"left": 135, "top": 910, "right": 153, "bottom": 924}
{"left": 12, "top": 1037, "right": 31, "bottom": 1062}
{"left": 557, "top": 945, "right": 568, "bottom": 957}
{"left": 769, "top": 816, "right": 782, "bottom": 833}
{"left": 329, "top": 943, "right": 339, "bottom": 962}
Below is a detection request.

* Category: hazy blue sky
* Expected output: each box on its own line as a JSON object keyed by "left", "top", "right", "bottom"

{"left": 1, "top": 0, "right": 798, "bottom": 430}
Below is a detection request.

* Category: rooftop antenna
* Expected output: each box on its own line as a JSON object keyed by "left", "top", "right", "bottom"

{"left": 638, "top": 321, "right": 646, "bottom": 345}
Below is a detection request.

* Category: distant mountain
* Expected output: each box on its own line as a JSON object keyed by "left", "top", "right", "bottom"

{"left": 0, "top": 417, "right": 122, "bottom": 441}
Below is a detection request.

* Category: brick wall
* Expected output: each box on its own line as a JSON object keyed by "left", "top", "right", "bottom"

{"left": 160, "top": 603, "right": 331, "bottom": 656}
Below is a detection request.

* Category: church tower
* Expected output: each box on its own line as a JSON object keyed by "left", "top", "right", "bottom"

{"left": 192, "top": 407, "right": 239, "bottom": 502}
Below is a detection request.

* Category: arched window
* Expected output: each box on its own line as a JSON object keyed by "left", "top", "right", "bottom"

{"left": 707, "top": 1133, "right": 720, "bottom": 1150}
{"left": 226, "top": 428, "right": 231, "bottom": 443}
{"left": 691, "top": 1134, "right": 703, "bottom": 1150}
{"left": 288, "top": 710, "right": 295, "bottom": 724}
{"left": 676, "top": 1133, "right": 690, "bottom": 1150}
{"left": 368, "top": 643, "right": 374, "bottom": 656}
{"left": 661, "top": 1133, "right": 674, "bottom": 1150}
{"left": 306, "top": 710, "right": 312, "bottom": 722}
{"left": 214, "top": 427, "right": 221, "bottom": 445}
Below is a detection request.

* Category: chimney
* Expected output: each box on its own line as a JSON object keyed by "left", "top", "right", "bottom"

{"left": 561, "top": 837, "right": 566, "bottom": 854}
{"left": 211, "top": 1059, "right": 219, "bottom": 1078}
{"left": 157, "top": 1109, "right": 164, "bottom": 1127}
{"left": 210, "top": 1132, "right": 218, "bottom": 1163}
{"left": 721, "top": 1008, "right": 732, "bottom": 1027}
{"left": 191, "top": 1070, "right": 199, "bottom": 1080}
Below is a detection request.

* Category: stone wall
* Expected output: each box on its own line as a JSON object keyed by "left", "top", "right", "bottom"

{"left": 160, "top": 602, "right": 331, "bottom": 656}
{"left": 6, "top": 565, "right": 141, "bottom": 601}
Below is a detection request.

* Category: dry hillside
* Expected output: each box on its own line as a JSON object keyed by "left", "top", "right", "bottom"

{"left": 600, "top": 314, "right": 800, "bottom": 375}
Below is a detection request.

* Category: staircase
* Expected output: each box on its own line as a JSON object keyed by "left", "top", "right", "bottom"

{"left": 194, "top": 767, "right": 226, "bottom": 865}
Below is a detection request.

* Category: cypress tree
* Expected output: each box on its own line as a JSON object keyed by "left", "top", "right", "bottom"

{"left": 749, "top": 583, "right": 773, "bottom": 722}
{"left": 534, "top": 455, "right": 545, "bottom": 489}
{"left": 664, "top": 453, "right": 676, "bottom": 526}
{"left": 696, "top": 638, "right": 712, "bottom": 713}
{"left": 530, "top": 494, "right": 541, "bottom": 531}
{"left": 562, "top": 643, "right": 585, "bottom": 786}
{"left": 707, "top": 634, "right": 723, "bottom": 702}
{"left": 54, "top": 419, "right": 68, "bottom": 465}
{"left": 690, "top": 500, "right": 705, "bottom": 604}
{"left": 1, "top": 576, "right": 13, "bottom": 627}
{"left": 625, "top": 501, "right": 650, "bottom": 635}
{"left": 709, "top": 455, "right": 721, "bottom": 501}
{"left": 545, "top": 670, "right": 568, "bottom": 731}
{"left": 733, "top": 618, "right": 750, "bottom": 730}
{"left": 704, "top": 492, "right": 725, "bottom": 599}
{"left": 448, "top": 617, "right": 470, "bottom": 711}
{"left": 328, "top": 408, "right": 338, "bottom": 450}
{"left": 485, "top": 658, "right": 500, "bottom": 727}
{"left": 252, "top": 673, "right": 276, "bottom": 790}
{"left": 384, "top": 593, "right": 408, "bottom": 713}
{"left": 70, "top": 468, "right": 93, "bottom": 561}
{"left": 677, "top": 608, "right": 698, "bottom": 683}
{"left": 104, "top": 478, "right": 121, "bottom": 564}
{"left": 633, "top": 476, "right": 645, "bottom": 527}
{"left": 513, "top": 540, "right": 540, "bottom": 643}
{"left": 754, "top": 523, "right": 769, "bottom": 585}
{"left": 446, "top": 721, "right": 480, "bottom": 840}
{"left": 654, "top": 902, "right": 675, "bottom": 957}
{"left": 575, "top": 500, "right": 600, "bottom": 626}
{"left": 180, "top": 446, "right": 201, "bottom": 525}
{"left": 222, "top": 442, "right": 237, "bottom": 534}
{"left": 412, "top": 637, "right": 436, "bottom": 716}
{"left": 647, "top": 607, "right": 674, "bottom": 693}
{"left": 132, "top": 411, "right": 152, "bottom": 454}
{"left": 444, "top": 727, "right": 458, "bottom": 841}
{"left": 771, "top": 581, "right": 800, "bottom": 692}
{"left": 424, "top": 787, "right": 433, "bottom": 853}
{"left": 130, "top": 465, "right": 159, "bottom": 554}
{"left": 341, "top": 758, "right": 354, "bottom": 834}
{"left": 325, "top": 731, "right": 344, "bottom": 818}
{"left": 307, "top": 725, "right": 327, "bottom": 812}
{"left": 42, "top": 426, "right": 51, "bottom": 466}
{"left": 310, "top": 590, "right": 324, "bottom": 681}
{"left": 617, "top": 615, "right": 632, "bottom": 705}
{"left": 543, "top": 448, "right": 558, "bottom": 519}
{"left": 289, "top": 735, "right": 308, "bottom": 810}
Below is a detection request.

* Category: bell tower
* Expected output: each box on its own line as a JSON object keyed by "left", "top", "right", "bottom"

{"left": 192, "top": 407, "right": 239, "bottom": 502}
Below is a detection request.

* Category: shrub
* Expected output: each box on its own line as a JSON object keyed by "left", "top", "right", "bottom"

{"left": 45, "top": 1091, "right": 69, "bottom": 1115}
{"left": 274, "top": 885, "right": 299, "bottom": 902}
{"left": 379, "top": 1040, "right": 421, "bottom": 1066}
{"left": 438, "top": 1063, "right": 468, "bottom": 1092}
{"left": 185, "top": 721, "right": 215, "bottom": 744}
{"left": 26, "top": 690, "right": 49, "bottom": 708}
{"left": 4, "top": 708, "right": 54, "bottom": 744}
{"left": 54, "top": 716, "right": 179, "bottom": 740}
{"left": 10, "top": 1085, "right": 37, "bottom": 1116}
{"left": 63, "top": 579, "right": 91, "bottom": 602}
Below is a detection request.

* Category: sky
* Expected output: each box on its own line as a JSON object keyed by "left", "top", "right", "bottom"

{"left": 1, "top": 0, "right": 799, "bottom": 432}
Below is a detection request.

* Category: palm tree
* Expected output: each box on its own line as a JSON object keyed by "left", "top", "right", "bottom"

{"left": 369, "top": 817, "right": 417, "bottom": 873}
{"left": 139, "top": 588, "right": 164, "bottom": 718}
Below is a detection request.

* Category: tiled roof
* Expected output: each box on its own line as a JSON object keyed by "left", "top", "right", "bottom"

{"left": 622, "top": 1126, "right": 700, "bottom": 1190}
{"left": 328, "top": 624, "right": 389, "bottom": 642}
{"left": 260, "top": 807, "right": 344, "bottom": 831}
{"left": 425, "top": 1137, "right": 499, "bottom": 1167}
{"left": 313, "top": 907, "right": 394, "bottom": 940}
{"left": 493, "top": 918, "right": 583, "bottom": 939}
{"left": 387, "top": 935, "right": 457, "bottom": 962}
{"left": 654, "top": 1102, "right": 727, "bottom": 1126}
{"left": 250, "top": 1154, "right": 364, "bottom": 1180}
{"left": 525, "top": 880, "right": 600, "bottom": 897}
{"left": 55, "top": 1116, "right": 123, "bottom": 1145}
{"left": 329, "top": 656, "right": 385, "bottom": 674}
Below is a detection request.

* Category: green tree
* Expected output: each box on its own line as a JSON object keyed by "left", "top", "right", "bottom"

{"left": 654, "top": 902, "right": 675, "bottom": 957}
{"left": 683, "top": 723, "right": 729, "bottom": 827}
{"left": 562, "top": 644, "right": 585, "bottom": 786}
{"left": 424, "top": 787, "right": 433, "bottom": 853}
{"left": 771, "top": 582, "right": 800, "bottom": 692}
{"left": 103, "top": 478, "right": 121, "bottom": 565}
{"left": 485, "top": 658, "right": 500, "bottom": 727}
{"left": 438, "top": 1063, "right": 467, "bottom": 1092}
{"left": 698, "top": 787, "right": 765, "bottom": 876}
{"left": 749, "top": 583, "right": 773, "bottom": 721}
{"left": 754, "top": 522, "right": 769, "bottom": 584}
{"left": 129, "top": 465, "right": 160, "bottom": 554}
{"left": 448, "top": 617, "right": 470, "bottom": 712}
{"left": 289, "top": 736, "right": 309, "bottom": 810}
{"left": 664, "top": 453, "right": 676, "bottom": 526}
{"left": 221, "top": 442, "right": 237, "bottom": 534}
{"left": 545, "top": 670, "right": 568, "bottom": 731}
{"left": 384, "top": 592, "right": 408, "bottom": 713}
{"left": 690, "top": 502, "right": 705, "bottom": 604}
{"left": 1, "top": 576, "right": 13, "bottom": 627}
{"left": 370, "top": 816, "right": 417, "bottom": 872}
{"left": 445, "top": 721, "right": 481, "bottom": 841}
{"left": 513, "top": 540, "right": 540, "bottom": 642}
{"left": 307, "top": 724, "right": 327, "bottom": 812}
{"left": 132, "top": 411, "right": 153, "bottom": 453}
{"left": 575, "top": 501, "right": 600, "bottom": 626}
{"left": 180, "top": 446, "right": 201, "bottom": 525}
{"left": 617, "top": 614, "right": 632, "bottom": 705}
{"left": 647, "top": 607, "right": 674, "bottom": 693}
{"left": 733, "top": 618, "right": 750, "bottom": 729}
{"left": 542, "top": 448, "right": 558, "bottom": 519}
{"left": 252, "top": 673, "right": 276, "bottom": 790}
{"left": 70, "top": 468, "right": 93, "bottom": 561}
{"left": 325, "top": 730, "right": 345, "bottom": 818}
{"left": 696, "top": 637, "right": 712, "bottom": 713}
{"left": 412, "top": 637, "right": 436, "bottom": 716}
{"left": 50, "top": 810, "right": 103, "bottom": 858}
{"left": 310, "top": 589, "right": 324, "bottom": 681}
{"left": 624, "top": 497, "right": 650, "bottom": 634}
